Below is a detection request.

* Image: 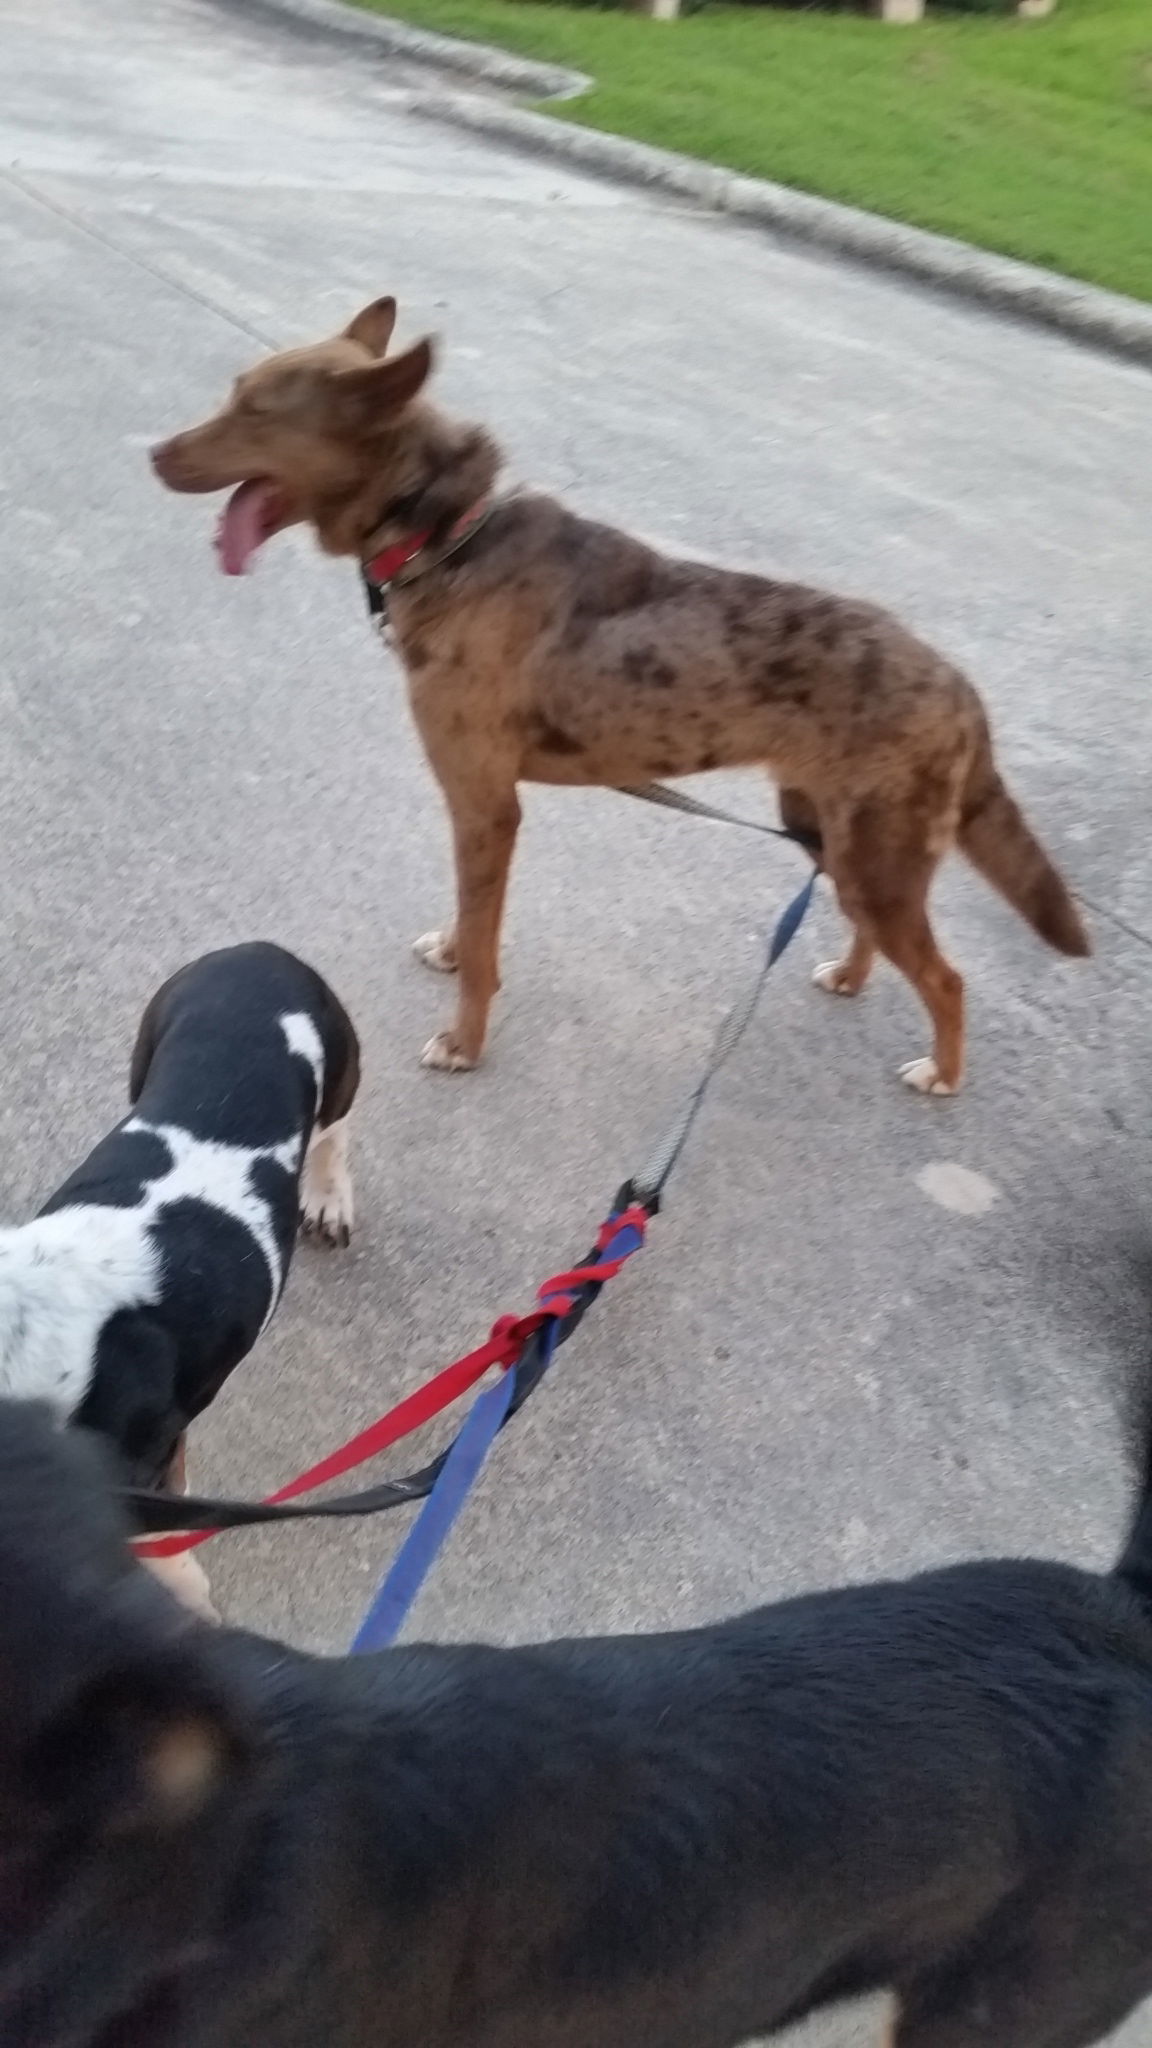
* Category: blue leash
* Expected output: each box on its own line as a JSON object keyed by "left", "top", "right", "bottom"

{"left": 349, "top": 1360, "right": 525, "bottom": 1652}
{"left": 630, "top": 864, "right": 818, "bottom": 1205}
{"left": 349, "top": 867, "right": 816, "bottom": 1650}
{"left": 351, "top": 1213, "right": 646, "bottom": 1650}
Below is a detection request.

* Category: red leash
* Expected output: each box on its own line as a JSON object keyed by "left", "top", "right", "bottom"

{"left": 132, "top": 1205, "right": 649, "bottom": 1563}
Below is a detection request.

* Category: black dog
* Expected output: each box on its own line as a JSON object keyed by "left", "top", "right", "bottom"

{"left": 0, "top": 943, "right": 359, "bottom": 1614}
{"left": 3, "top": 1400, "right": 1152, "bottom": 2048}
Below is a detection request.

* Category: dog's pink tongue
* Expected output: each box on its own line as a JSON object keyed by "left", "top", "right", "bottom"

{"left": 214, "top": 479, "right": 277, "bottom": 576}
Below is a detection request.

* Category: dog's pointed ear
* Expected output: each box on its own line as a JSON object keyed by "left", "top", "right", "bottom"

{"left": 343, "top": 296, "right": 399, "bottom": 357}
{"left": 27, "top": 1663, "right": 254, "bottom": 1836}
{"left": 331, "top": 337, "right": 434, "bottom": 426}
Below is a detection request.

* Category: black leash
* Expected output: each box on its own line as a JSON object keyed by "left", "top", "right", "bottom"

{"left": 126, "top": 785, "right": 818, "bottom": 1544}
{"left": 125, "top": 1186, "right": 644, "bottom": 1536}
{"left": 618, "top": 781, "right": 822, "bottom": 858}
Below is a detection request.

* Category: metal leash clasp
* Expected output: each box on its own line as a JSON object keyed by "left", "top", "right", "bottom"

{"left": 360, "top": 566, "right": 393, "bottom": 646}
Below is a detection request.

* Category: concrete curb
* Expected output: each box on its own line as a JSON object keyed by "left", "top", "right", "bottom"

{"left": 231, "top": 0, "right": 1152, "bottom": 372}
{"left": 411, "top": 93, "right": 1152, "bottom": 370}
{"left": 224, "top": 0, "right": 589, "bottom": 101}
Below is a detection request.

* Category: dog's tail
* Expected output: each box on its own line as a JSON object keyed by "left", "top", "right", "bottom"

{"left": 957, "top": 730, "right": 1090, "bottom": 958}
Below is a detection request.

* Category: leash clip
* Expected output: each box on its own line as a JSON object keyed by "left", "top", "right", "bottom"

{"left": 361, "top": 565, "right": 393, "bottom": 645}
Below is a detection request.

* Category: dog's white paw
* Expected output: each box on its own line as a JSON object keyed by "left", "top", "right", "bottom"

{"left": 145, "top": 1551, "right": 220, "bottom": 1623}
{"left": 299, "top": 1118, "right": 353, "bottom": 1249}
{"left": 413, "top": 930, "right": 457, "bottom": 974}
{"left": 899, "top": 1057, "right": 957, "bottom": 1097}
{"left": 813, "top": 960, "right": 859, "bottom": 996}
{"left": 300, "top": 1170, "right": 354, "bottom": 1249}
{"left": 421, "top": 1031, "right": 477, "bottom": 1073}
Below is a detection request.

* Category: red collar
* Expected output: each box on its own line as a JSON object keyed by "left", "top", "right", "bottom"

{"left": 363, "top": 496, "right": 492, "bottom": 591}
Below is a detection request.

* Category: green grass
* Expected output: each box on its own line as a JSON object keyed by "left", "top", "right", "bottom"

{"left": 351, "top": 0, "right": 1152, "bottom": 301}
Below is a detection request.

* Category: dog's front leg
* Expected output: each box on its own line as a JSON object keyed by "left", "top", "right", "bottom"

{"left": 143, "top": 1435, "right": 219, "bottom": 1622}
{"left": 418, "top": 781, "right": 521, "bottom": 1072}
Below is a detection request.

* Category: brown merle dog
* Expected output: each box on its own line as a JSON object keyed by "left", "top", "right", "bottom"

{"left": 151, "top": 298, "right": 1088, "bottom": 1095}
{"left": 5, "top": 1397, "right": 1152, "bottom": 2048}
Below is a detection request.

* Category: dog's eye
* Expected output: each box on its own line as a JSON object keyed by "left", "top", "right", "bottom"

{"left": 231, "top": 389, "right": 271, "bottom": 421}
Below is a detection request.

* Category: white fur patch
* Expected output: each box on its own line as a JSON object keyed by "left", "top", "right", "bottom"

{"left": 899, "top": 1057, "right": 957, "bottom": 1097}
{"left": 269, "top": 1135, "right": 303, "bottom": 1174}
{"left": 280, "top": 1011, "right": 325, "bottom": 1093}
{"left": 413, "top": 930, "right": 458, "bottom": 975}
{"left": 0, "top": 1116, "right": 304, "bottom": 1416}
{"left": 122, "top": 1119, "right": 289, "bottom": 1324}
{"left": 813, "top": 960, "right": 859, "bottom": 996}
{"left": 0, "top": 1206, "right": 160, "bottom": 1418}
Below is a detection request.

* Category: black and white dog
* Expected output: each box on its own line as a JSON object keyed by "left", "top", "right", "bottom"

{"left": 0, "top": 943, "right": 359, "bottom": 1615}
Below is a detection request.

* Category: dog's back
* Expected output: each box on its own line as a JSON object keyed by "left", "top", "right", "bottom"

{"left": 4, "top": 1403, "right": 1152, "bottom": 2048}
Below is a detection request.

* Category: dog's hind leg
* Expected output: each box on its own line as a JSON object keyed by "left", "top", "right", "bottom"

{"left": 418, "top": 773, "right": 521, "bottom": 1073}
{"left": 302, "top": 980, "right": 359, "bottom": 1247}
{"left": 778, "top": 784, "right": 822, "bottom": 852}
{"left": 143, "top": 1435, "right": 219, "bottom": 1622}
{"left": 820, "top": 800, "right": 963, "bottom": 1095}
{"left": 145, "top": 1548, "right": 219, "bottom": 1622}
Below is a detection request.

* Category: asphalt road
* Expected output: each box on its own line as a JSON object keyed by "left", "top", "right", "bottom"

{"left": 2, "top": 0, "right": 1152, "bottom": 2035}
